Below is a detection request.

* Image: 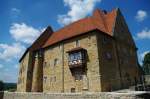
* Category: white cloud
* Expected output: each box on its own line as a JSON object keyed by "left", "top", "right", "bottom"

{"left": 10, "top": 23, "right": 44, "bottom": 44}
{"left": 11, "top": 8, "right": 20, "bottom": 13}
{"left": 135, "top": 10, "right": 147, "bottom": 22}
{"left": 0, "top": 43, "right": 26, "bottom": 61}
{"left": 137, "top": 28, "right": 150, "bottom": 39}
{"left": 0, "top": 64, "right": 4, "bottom": 69}
{"left": 58, "top": 0, "right": 101, "bottom": 26}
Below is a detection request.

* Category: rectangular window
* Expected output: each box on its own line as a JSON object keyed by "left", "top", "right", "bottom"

{"left": 71, "top": 88, "right": 75, "bottom": 93}
{"left": 43, "top": 76, "right": 47, "bottom": 83}
{"left": 67, "top": 48, "right": 86, "bottom": 67}
{"left": 76, "top": 40, "right": 80, "bottom": 47}
{"left": 69, "top": 52, "right": 82, "bottom": 62}
{"left": 71, "top": 68, "right": 83, "bottom": 81}
{"left": 54, "top": 58, "right": 58, "bottom": 66}
{"left": 59, "top": 45, "right": 62, "bottom": 50}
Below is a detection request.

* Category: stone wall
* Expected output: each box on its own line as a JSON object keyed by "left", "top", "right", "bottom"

{"left": 113, "top": 9, "right": 140, "bottom": 88}
{"left": 31, "top": 51, "right": 43, "bottom": 92}
{"left": 43, "top": 32, "right": 101, "bottom": 92}
{"left": 0, "top": 91, "right": 149, "bottom": 99}
{"left": 17, "top": 52, "right": 30, "bottom": 92}
{"left": 97, "top": 33, "right": 122, "bottom": 91}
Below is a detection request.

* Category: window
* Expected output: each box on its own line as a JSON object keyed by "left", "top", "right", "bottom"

{"left": 103, "top": 35, "right": 112, "bottom": 44}
{"left": 38, "top": 50, "right": 43, "bottom": 58}
{"left": 103, "top": 36, "right": 108, "bottom": 44}
{"left": 74, "top": 74, "right": 82, "bottom": 80}
{"left": 43, "top": 76, "right": 47, "bottom": 83}
{"left": 69, "top": 52, "right": 82, "bottom": 66}
{"left": 76, "top": 40, "right": 80, "bottom": 47}
{"left": 69, "top": 52, "right": 82, "bottom": 61}
{"left": 59, "top": 45, "right": 62, "bottom": 50}
{"left": 34, "top": 52, "right": 38, "bottom": 58}
{"left": 71, "top": 68, "right": 83, "bottom": 81}
{"left": 54, "top": 58, "right": 58, "bottom": 66}
{"left": 67, "top": 48, "right": 86, "bottom": 67}
{"left": 71, "top": 88, "right": 75, "bottom": 93}
{"left": 105, "top": 52, "right": 112, "bottom": 60}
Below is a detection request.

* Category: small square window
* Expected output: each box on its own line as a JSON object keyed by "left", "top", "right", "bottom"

{"left": 71, "top": 88, "right": 75, "bottom": 93}
{"left": 105, "top": 52, "right": 112, "bottom": 60}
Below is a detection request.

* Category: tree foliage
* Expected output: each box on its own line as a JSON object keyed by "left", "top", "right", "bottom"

{"left": 143, "top": 52, "right": 150, "bottom": 75}
{"left": 0, "top": 80, "right": 4, "bottom": 91}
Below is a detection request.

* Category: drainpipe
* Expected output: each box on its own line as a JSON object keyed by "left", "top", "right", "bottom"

{"left": 62, "top": 43, "right": 64, "bottom": 92}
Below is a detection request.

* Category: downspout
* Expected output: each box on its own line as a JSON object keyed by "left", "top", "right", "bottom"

{"left": 62, "top": 43, "right": 64, "bottom": 92}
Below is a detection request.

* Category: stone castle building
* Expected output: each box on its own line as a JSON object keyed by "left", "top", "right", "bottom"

{"left": 17, "top": 8, "right": 142, "bottom": 92}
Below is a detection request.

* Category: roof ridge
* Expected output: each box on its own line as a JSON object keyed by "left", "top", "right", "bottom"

{"left": 42, "top": 8, "right": 117, "bottom": 48}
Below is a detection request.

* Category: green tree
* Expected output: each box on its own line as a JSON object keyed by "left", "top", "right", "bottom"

{"left": 143, "top": 52, "right": 150, "bottom": 75}
{"left": 0, "top": 80, "right": 4, "bottom": 91}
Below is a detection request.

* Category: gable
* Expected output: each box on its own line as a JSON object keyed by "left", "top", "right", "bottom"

{"left": 113, "top": 9, "right": 136, "bottom": 47}
{"left": 19, "top": 26, "right": 53, "bottom": 62}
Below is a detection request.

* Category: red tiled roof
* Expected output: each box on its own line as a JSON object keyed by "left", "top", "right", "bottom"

{"left": 30, "top": 26, "right": 53, "bottom": 51}
{"left": 43, "top": 8, "right": 117, "bottom": 48}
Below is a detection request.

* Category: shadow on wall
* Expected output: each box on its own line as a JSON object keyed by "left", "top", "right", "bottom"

{"left": 0, "top": 91, "right": 4, "bottom": 99}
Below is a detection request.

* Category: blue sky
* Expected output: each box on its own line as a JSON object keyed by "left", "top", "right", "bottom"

{"left": 0, "top": 0, "right": 150, "bottom": 83}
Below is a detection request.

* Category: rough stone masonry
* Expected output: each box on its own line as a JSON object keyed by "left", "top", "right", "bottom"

{"left": 0, "top": 91, "right": 150, "bottom": 99}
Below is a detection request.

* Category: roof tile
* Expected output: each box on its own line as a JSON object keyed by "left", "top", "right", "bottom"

{"left": 43, "top": 8, "right": 117, "bottom": 48}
